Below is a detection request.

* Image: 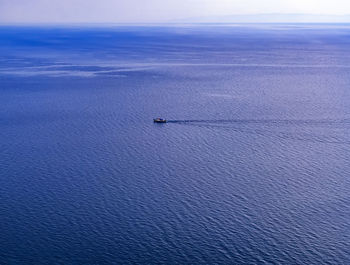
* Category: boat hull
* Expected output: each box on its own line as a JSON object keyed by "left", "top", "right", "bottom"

{"left": 153, "top": 119, "right": 167, "bottom": 123}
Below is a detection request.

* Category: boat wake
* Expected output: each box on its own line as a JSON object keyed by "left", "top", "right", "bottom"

{"left": 167, "top": 118, "right": 350, "bottom": 126}
{"left": 166, "top": 118, "right": 350, "bottom": 144}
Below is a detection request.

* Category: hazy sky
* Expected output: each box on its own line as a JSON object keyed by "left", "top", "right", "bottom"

{"left": 1, "top": 0, "right": 350, "bottom": 23}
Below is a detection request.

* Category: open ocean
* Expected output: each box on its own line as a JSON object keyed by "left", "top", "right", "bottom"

{"left": 0, "top": 24, "right": 350, "bottom": 264}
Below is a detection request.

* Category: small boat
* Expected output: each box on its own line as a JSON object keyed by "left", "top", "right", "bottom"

{"left": 153, "top": 118, "right": 167, "bottom": 123}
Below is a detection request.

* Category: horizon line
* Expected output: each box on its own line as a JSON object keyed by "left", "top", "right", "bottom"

{"left": 2, "top": 13, "right": 350, "bottom": 26}
{"left": 2, "top": 22, "right": 350, "bottom": 27}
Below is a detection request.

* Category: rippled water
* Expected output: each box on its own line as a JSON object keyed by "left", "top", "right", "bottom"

{"left": 1, "top": 25, "right": 350, "bottom": 264}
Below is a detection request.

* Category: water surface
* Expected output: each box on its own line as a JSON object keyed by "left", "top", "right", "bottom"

{"left": 0, "top": 24, "right": 350, "bottom": 264}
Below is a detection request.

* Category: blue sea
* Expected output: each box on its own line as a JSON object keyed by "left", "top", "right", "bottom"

{"left": 0, "top": 24, "right": 350, "bottom": 264}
